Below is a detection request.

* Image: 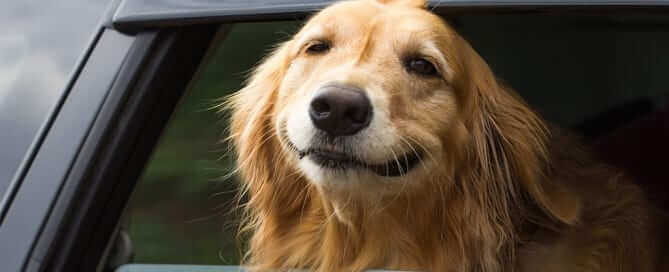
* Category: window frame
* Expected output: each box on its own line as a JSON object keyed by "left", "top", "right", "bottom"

{"left": 111, "top": 0, "right": 669, "bottom": 32}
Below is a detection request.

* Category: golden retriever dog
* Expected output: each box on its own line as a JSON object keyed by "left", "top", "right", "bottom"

{"left": 225, "top": 0, "right": 662, "bottom": 271}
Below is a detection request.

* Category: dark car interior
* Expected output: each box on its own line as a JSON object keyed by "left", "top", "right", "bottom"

{"left": 453, "top": 12, "right": 669, "bottom": 212}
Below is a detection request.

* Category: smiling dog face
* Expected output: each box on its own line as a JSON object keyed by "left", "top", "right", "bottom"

{"left": 274, "top": 0, "right": 465, "bottom": 196}
{"left": 228, "top": 0, "right": 557, "bottom": 208}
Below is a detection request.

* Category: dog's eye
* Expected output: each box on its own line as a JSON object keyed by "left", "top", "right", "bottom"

{"left": 306, "top": 41, "right": 331, "bottom": 54}
{"left": 406, "top": 57, "right": 438, "bottom": 76}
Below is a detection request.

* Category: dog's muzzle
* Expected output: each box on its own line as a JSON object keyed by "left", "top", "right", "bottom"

{"left": 280, "top": 83, "right": 424, "bottom": 177}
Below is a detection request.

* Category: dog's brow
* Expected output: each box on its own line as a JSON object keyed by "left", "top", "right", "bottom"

{"left": 297, "top": 26, "right": 327, "bottom": 44}
{"left": 420, "top": 41, "right": 449, "bottom": 74}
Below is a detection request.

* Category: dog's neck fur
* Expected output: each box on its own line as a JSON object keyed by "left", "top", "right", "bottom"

{"left": 236, "top": 114, "right": 585, "bottom": 272}
{"left": 243, "top": 165, "right": 536, "bottom": 272}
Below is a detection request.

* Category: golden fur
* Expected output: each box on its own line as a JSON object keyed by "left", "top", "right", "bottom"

{"left": 225, "top": 0, "right": 661, "bottom": 271}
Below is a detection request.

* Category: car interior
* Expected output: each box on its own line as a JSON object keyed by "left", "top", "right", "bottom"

{"left": 116, "top": 10, "right": 669, "bottom": 272}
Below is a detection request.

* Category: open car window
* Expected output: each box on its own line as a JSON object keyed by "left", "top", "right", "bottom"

{"left": 120, "top": 10, "right": 669, "bottom": 271}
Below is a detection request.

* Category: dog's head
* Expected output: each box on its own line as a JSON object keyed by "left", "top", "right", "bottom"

{"left": 277, "top": 0, "right": 460, "bottom": 196}
{"left": 228, "top": 0, "right": 579, "bottom": 226}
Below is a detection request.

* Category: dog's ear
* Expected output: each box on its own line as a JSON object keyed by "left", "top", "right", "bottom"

{"left": 225, "top": 40, "right": 311, "bottom": 216}
{"left": 225, "top": 41, "right": 320, "bottom": 267}
{"left": 227, "top": 41, "right": 290, "bottom": 165}
{"left": 455, "top": 36, "right": 582, "bottom": 225}
{"left": 376, "top": 0, "right": 428, "bottom": 8}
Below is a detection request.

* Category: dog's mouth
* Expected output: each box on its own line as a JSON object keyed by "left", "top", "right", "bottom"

{"left": 281, "top": 131, "right": 423, "bottom": 177}
{"left": 299, "top": 148, "right": 423, "bottom": 177}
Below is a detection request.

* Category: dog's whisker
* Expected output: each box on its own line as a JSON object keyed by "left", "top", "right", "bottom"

{"left": 404, "top": 134, "right": 436, "bottom": 164}
{"left": 360, "top": 133, "right": 410, "bottom": 214}
{"left": 387, "top": 144, "right": 403, "bottom": 177}
{"left": 398, "top": 135, "right": 428, "bottom": 173}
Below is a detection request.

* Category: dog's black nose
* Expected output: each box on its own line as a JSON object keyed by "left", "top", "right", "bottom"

{"left": 309, "top": 84, "right": 372, "bottom": 137}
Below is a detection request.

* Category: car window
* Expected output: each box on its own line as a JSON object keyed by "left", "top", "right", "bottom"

{"left": 125, "top": 13, "right": 669, "bottom": 267}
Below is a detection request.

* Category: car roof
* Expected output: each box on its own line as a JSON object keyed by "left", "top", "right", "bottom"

{"left": 112, "top": 0, "right": 669, "bottom": 31}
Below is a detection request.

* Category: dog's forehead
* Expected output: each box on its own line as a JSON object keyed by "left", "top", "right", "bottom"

{"left": 302, "top": 0, "right": 450, "bottom": 39}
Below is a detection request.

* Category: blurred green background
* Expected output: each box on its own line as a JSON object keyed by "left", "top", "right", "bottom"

{"left": 127, "top": 22, "right": 300, "bottom": 265}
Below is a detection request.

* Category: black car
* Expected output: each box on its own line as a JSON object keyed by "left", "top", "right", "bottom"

{"left": 1, "top": 0, "right": 668, "bottom": 271}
